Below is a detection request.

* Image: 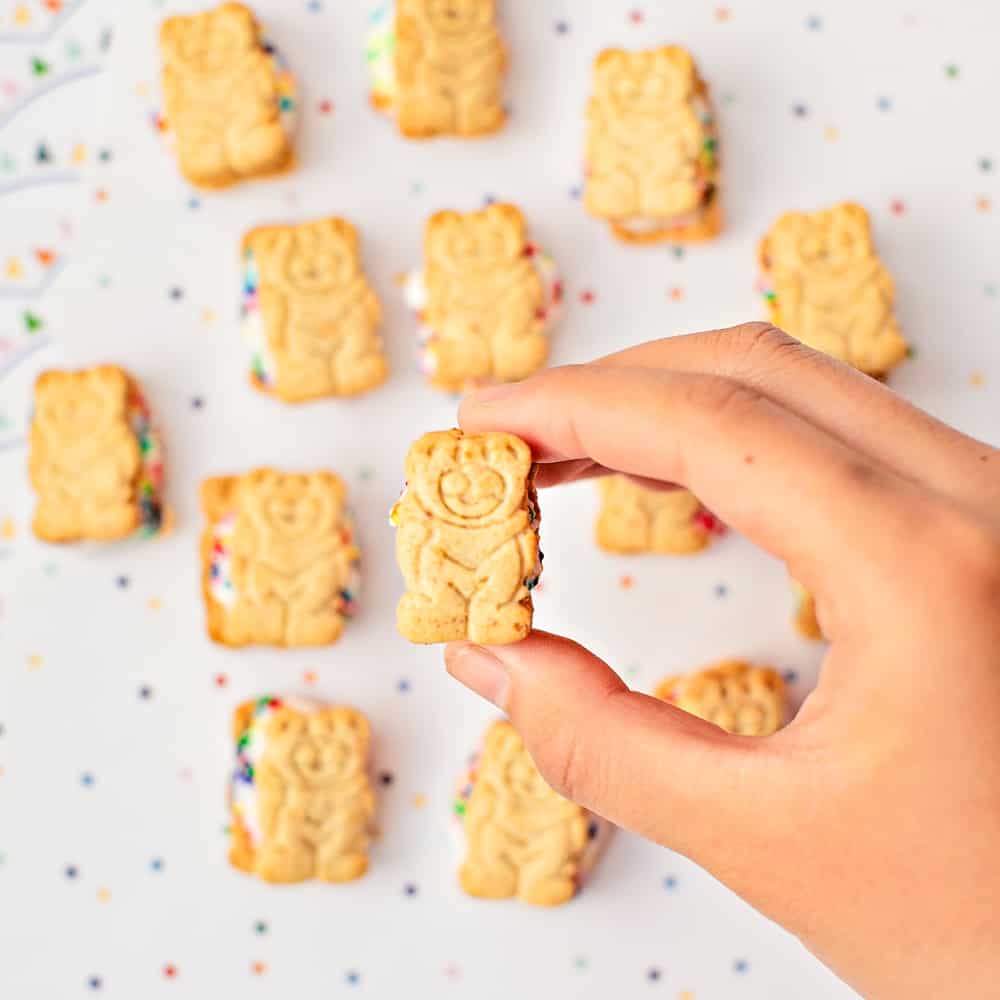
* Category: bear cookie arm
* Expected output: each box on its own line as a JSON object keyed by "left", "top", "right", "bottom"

{"left": 392, "top": 429, "right": 541, "bottom": 645}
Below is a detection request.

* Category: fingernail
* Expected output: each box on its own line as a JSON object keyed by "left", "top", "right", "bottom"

{"left": 445, "top": 643, "right": 510, "bottom": 710}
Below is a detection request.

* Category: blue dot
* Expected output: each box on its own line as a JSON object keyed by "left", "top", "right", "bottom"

{"left": 876, "top": 96, "right": 892, "bottom": 111}
{"left": 116, "top": 575, "right": 129, "bottom": 589}
{"left": 65, "top": 864, "right": 78, "bottom": 879}
{"left": 307, "top": 0, "right": 322, "bottom": 9}
{"left": 150, "top": 857, "right": 164, "bottom": 872}
{"left": 714, "top": 583, "right": 728, "bottom": 598}
{"left": 397, "top": 678, "right": 411, "bottom": 693}
{"left": 346, "top": 970, "right": 361, "bottom": 985}
{"left": 734, "top": 958, "right": 750, "bottom": 975}
{"left": 805, "top": 14, "right": 823, "bottom": 30}
{"left": 139, "top": 685, "right": 153, "bottom": 700}
{"left": 168, "top": 286, "right": 184, "bottom": 301}
{"left": 403, "top": 882, "right": 418, "bottom": 896}
{"left": 254, "top": 919, "right": 268, "bottom": 934}
{"left": 663, "top": 875, "right": 678, "bottom": 891}
{"left": 569, "top": 185, "right": 582, "bottom": 200}
{"left": 483, "top": 194, "right": 497, "bottom": 206}
{"left": 647, "top": 967, "right": 662, "bottom": 982}
{"left": 81, "top": 772, "right": 95, "bottom": 787}
{"left": 782, "top": 669, "right": 799, "bottom": 684}
{"left": 187, "top": 196, "right": 200, "bottom": 210}
{"left": 190, "top": 396, "right": 204, "bottom": 410}
{"left": 792, "top": 103, "right": 808, "bottom": 117}
{"left": 87, "top": 975, "right": 102, "bottom": 990}
{"left": 980, "top": 157, "right": 993, "bottom": 172}
{"left": 554, "top": 19, "right": 570, "bottom": 33}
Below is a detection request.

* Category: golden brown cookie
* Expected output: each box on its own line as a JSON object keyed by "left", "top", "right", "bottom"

{"left": 595, "top": 476, "right": 720, "bottom": 555}
{"left": 160, "top": 2, "right": 296, "bottom": 189}
{"left": 793, "top": 582, "right": 825, "bottom": 640}
{"left": 584, "top": 46, "right": 721, "bottom": 244}
{"left": 758, "top": 202, "right": 909, "bottom": 377}
{"left": 201, "top": 469, "right": 360, "bottom": 648}
{"left": 655, "top": 660, "right": 787, "bottom": 736}
{"left": 29, "top": 365, "right": 166, "bottom": 543}
{"left": 241, "top": 218, "right": 387, "bottom": 401}
{"left": 392, "top": 429, "right": 539, "bottom": 644}
{"left": 230, "top": 696, "right": 375, "bottom": 884}
{"left": 456, "top": 720, "right": 607, "bottom": 906}
{"left": 368, "top": 0, "right": 506, "bottom": 138}
{"left": 406, "top": 204, "right": 559, "bottom": 393}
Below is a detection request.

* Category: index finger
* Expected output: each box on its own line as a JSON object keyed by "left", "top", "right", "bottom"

{"left": 459, "top": 364, "right": 928, "bottom": 632}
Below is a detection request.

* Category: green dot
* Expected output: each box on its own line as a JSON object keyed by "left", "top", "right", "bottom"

{"left": 945, "top": 64, "right": 959, "bottom": 79}
{"left": 573, "top": 957, "right": 588, "bottom": 971}
{"left": 984, "top": 283, "right": 997, "bottom": 297}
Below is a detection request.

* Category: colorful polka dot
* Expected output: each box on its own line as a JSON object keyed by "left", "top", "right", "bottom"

{"left": 791, "top": 103, "right": 808, "bottom": 118}
{"left": 782, "top": 670, "right": 799, "bottom": 684}
{"left": 944, "top": 63, "right": 959, "bottom": 79}
{"left": 251, "top": 961, "right": 267, "bottom": 976}
{"left": 254, "top": 920, "right": 268, "bottom": 935}
{"left": 80, "top": 772, "right": 95, "bottom": 787}
{"left": 116, "top": 575, "right": 129, "bottom": 589}
{"left": 733, "top": 959, "right": 750, "bottom": 974}
{"left": 150, "top": 858, "right": 164, "bottom": 872}
{"left": 97, "top": 887, "right": 111, "bottom": 903}
{"left": 214, "top": 674, "right": 228, "bottom": 689}
{"left": 403, "top": 882, "right": 418, "bottom": 896}
{"left": 190, "top": 396, "right": 204, "bottom": 410}
{"left": 554, "top": 19, "right": 569, "bottom": 34}
{"left": 397, "top": 678, "right": 411, "bottom": 693}
{"left": 580, "top": 289, "right": 596, "bottom": 305}
{"left": 663, "top": 875, "right": 679, "bottom": 890}
{"left": 163, "top": 964, "right": 177, "bottom": 979}
{"left": 619, "top": 574, "right": 635, "bottom": 590}
{"left": 317, "top": 98, "right": 334, "bottom": 115}
{"left": 647, "top": 967, "right": 662, "bottom": 982}
{"left": 64, "top": 864, "right": 78, "bottom": 879}
{"left": 876, "top": 96, "right": 892, "bottom": 111}
{"left": 87, "top": 976, "right": 102, "bottom": 991}
{"left": 379, "top": 771, "right": 394, "bottom": 786}
{"left": 139, "top": 685, "right": 153, "bottom": 700}
{"left": 889, "top": 199, "right": 906, "bottom": 216}
{"left": 168, "top": 286, "right": 183, "bottom": 301}
{"left": 345, "top": 970, "right": 361, "bottom": 986}
{"left": 714, "top": 583, "right": 728, "bottom": 598}
{"left": 805, "top": 14, "right": 823, "bottom": 30}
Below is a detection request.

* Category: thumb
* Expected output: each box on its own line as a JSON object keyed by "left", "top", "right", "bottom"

{"left": 444, "top": 631, "right": 788, "bottom": 868}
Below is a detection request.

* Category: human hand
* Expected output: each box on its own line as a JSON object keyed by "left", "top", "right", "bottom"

{"left": 444, "top": 323, "right": 1000, "bottom": 1000}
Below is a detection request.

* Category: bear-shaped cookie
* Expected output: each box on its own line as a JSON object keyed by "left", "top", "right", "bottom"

{"left": 242, "top": 218, "right": 387, "bottom": 401}
{"left": 758, "top": 202, "right": 908, "bottom": 377}
{"left": 393, "top": 429, "right": 539, "bottom": 643}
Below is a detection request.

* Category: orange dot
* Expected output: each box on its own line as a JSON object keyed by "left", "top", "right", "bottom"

{"left": 148, "top": 597, "right": 162, "bottom": 611}
{"left": 619, "top": 574, "right": 635, "bottom": 590}
{"left": 28, "top": 653, "right": 43, "bottom": 669}
{"left": 95, "top": 188, "right": 108, "bottom": 203}
{"left": 714, "top": 7, "right": 731, "bottom": 21}
{"left": 251, "top": 961, "right": 267, "bottom": 976}
{"left": 970, "top": 371, "right": 986, "bottom": 387}
{"left": 976, "top": 196, "right": 991, "bottom": 213}
{"left": 412, "top": 794, "right": 427, "bottom": 809}
{"left": 1, "top": 517, "right": 14, "bottom": 539}
{"left": 668, "top": 287, "right": 684, "bottom": 302}
{"left": 303, "top": 670, "right": 317, "bottom": 685}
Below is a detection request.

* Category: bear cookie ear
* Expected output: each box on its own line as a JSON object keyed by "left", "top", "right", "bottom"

{"left": 595, "top": 48, "right": 630, "bottom": 81}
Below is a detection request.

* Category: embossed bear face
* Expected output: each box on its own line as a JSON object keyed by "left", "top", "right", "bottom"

{"left": 241, "top": 471, "right": 344, "bottom": 541}
{"left": 595, "top": 47, "right": 695, "bottom": 116}
{"left": 764, "top": 204, "right": 874, "bottom": 279}
{"left": 35, "top": 370, "right": 126, "bottom": 444}
{"left": 265, "top": 707, "right": 368, "bottom": 786}
{"left": 251, "top": 220, "right": 359, "bottom": 295}
{"left": 426, "top": 205, "right": 525, "bottom": 277}
{"left": 408, "top": 431, "right": 531, "bottom": 527}
{"left": 161, "top": 5, "right": 256, "bottom": 76}
{"left": 486, "top": 723, "right": 563, "bottom": 806}
{"left": 408, "top": 0, "right": 494, "bottom": 35}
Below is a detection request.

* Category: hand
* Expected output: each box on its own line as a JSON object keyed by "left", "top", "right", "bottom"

{"left": 444, "top": 323, "right": 1000, "bottom": 1000}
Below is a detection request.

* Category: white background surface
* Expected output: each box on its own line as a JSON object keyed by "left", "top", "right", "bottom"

{"left": 1, "top": 1, "right": 998, "bottom": 997}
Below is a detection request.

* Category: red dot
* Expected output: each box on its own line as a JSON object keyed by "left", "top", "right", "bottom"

{"left": 580, "top": 289, "right": 596, "bottom": 305}
{"left": 318, "top": 99, "right": 334, "bottom": 115}
{"left": 214, "top": 674, "right": 228, "bottom": 688}
{"left": 889, "top": 199, "right": 906, "bottom": 216}
{"left": 628, "top": 9, "right": 644, "bottom": 24}
{"left": 163, "top": 964, "right": 177, "bottom": 979}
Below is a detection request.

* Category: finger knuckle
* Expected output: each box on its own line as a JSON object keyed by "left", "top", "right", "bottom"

{"left": 539, "top": 725, "right": 593, "bottom": 804}
{"left": 681, "top": 374, "right": 766, "bottom": 427}
{"left": 713, "top": 322, "right": 809, "bottom": 374}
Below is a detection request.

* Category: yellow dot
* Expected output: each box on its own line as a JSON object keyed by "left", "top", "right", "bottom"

{"left": 5, "top": 258, "right": 23, "bottom": 279}
{"left": 970, "top": 371, "right": 986, "bottom": 387}
{"left": 28, "top": 654, "right": 43, "bottom": 669}
{"left": 97, "top": 887, "right": 111, "bottom": 903}
{"left": 679, "top": 992, "right": 695, "bottom": 1000}
{"left": 201, "top": 309, "right": 216, "bottom": 325}
{"left": 412, "top": 794, "right": 427, "bottom": 809}
{"left": 72, "top": 143, "right": 87, "bottom": 165}
{"left": 1, "top": 517, "right": 14, "bottom": 540}
{"left": 148, "top": 597, "right": 162, "bottom": 612}
{"left": 14, "top": 5, "right": 30, "bottom": 25}
{"left": 823, "top": 126, "right": 839, "bottom": 141}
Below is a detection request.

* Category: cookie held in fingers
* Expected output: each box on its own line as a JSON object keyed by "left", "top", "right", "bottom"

{"left": 392, "top": 429, "right": 540, "bottom": 644}
{"left": 241, "top": 218, "right": 387, "bottom": 401}
{"left": 403, "top": 204, "right": 562, "bottom": 393}
{"left": 595, "top": 476, "right": 722, "bottom": 555}
{"left": 159, "top": 2, "right": 297, "bottom": 189}
{"left": 455, "top": 720, "right": 610, "bottom": 905}
{"left": 230, "top": 696, "right": 375, "bottom": 884}
{"left": 758, "top": 202, "right": 908, "bottom": 377}
{"left": 29, "top": 365, "right": 167, "bottom": 543}
{"left": 655, "top": 660, "right": 787, "bottom": 737}
{"left": 367, "top": 0, "right": 506, "bottom": 138}
{"left": 202, "top": 469, "right": 360, "bottom": 648}
{"left": 584, "top": 46, "right": 721, "bottom": 243}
